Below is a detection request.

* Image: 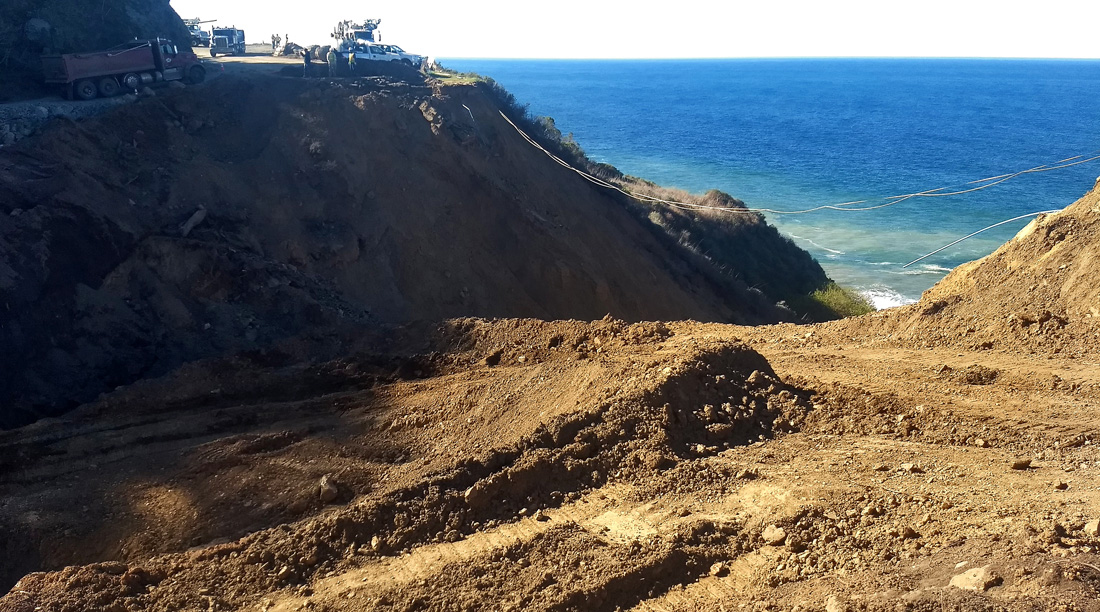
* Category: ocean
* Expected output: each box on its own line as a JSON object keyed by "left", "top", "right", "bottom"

{"left": 441, "top": 58, "right": 1100, "bottom": 308}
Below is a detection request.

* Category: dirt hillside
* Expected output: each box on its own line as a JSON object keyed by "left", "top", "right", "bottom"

{"left": 0, "top": 72, "right": 828, "bottom": 428}
{"left": 2, "top": 313, "right": 1098, "bottom": 612}
{"left": 2, "top": 41, "right": 1099, "bottom": 612}
{"left": 817, "top": 180, "right": 1100, "bottom": 360}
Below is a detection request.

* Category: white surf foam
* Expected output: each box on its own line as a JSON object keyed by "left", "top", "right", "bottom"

{"left": 860, "top": 286, "right": 918, "bottom": 310}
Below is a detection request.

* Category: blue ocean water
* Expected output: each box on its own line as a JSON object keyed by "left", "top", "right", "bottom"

{"left": 442, "top": 58, "right": 1100, "bottom": 308}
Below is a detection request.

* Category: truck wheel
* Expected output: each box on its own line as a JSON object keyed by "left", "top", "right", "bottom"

{"left": 74, "top": 79, "right": 98, "bottom": 100}
{"left": 121, "top": 73, "right": 142, "bottom": 91}
{"left": 97, "top": 77, "right": 120, "bottom": 97}
{"left": 188, "top": 65, "right": 206, "bottom": 84}
{"left": 402, "top": 59, "right": 414, "bottom": 67}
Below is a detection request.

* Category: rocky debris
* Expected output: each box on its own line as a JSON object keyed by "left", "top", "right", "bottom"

{"left": 709, "top": 562, "right": 729, "bottom": 577}
{"left": 0, "top": 96, "right": 136, "bottom": 147}
{"left": 1011, "top": 458, "right": 1032, "bottom": 470}
{"left": 318, "top": 475, "right": 339, "bottom": 503}
{"left": 1085, "top": 519, "right": 1100, "bottom": 537}
{"left": 825, "top": 595, "right": 849, "bottom": 612}
{"left": 762, "top": 525, "right": 787, "bottom": 546}
{"left": 949, "top": 565, "right": 1002, "bottom": 591}
{"left": 179, "top": 207, "right": 207, "bottom": 237}
{"left": 898, "top": 462, "right": 923, "bottom": 474}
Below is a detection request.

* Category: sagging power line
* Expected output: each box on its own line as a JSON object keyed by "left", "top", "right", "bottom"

{"left": 499, "top": 110, "right": 1098, "bottom": 266}
{"left": 500, "top": 110, "right": 1099, "bottom": 217}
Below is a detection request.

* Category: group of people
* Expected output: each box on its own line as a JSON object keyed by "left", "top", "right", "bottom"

{"left": 301, "top": 48, "right": 357, "bottom": 78}
{"left": 269, "top": 33, "right": 286, "bottom": 51}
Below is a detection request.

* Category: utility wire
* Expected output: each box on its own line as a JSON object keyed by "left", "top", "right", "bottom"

{"left": 902, "top": 210, "right": 1061, "bottom": 269}
{"left": 499, "top": 110, "right": 1100, "bottom": 217}
{"left": 499, "top": 111, "right": 1095, "bottom": 266}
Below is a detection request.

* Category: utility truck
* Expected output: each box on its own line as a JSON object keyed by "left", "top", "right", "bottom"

{"left": 332, "top": 19, "right": 381, "bottom": 45}
{"left": 184, "top": 18, "right": 214, "bottom": 47}
{"left": 209, "top": 27, "right": 246, "bottom": 57}
{"left": 42, "top": 38, "right": 205, "bottom": 100}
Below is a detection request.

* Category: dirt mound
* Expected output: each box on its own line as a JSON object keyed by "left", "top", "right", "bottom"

{"left": 812, "top": 181, "right": 1100, "bottom": 358}
{"left": 0, "top": 318, "right": 809, "bottom": 606}
{"left": 5, "top": 318, "right": 1100, "bottom": 612}
{"left": 0, "top": 72, "right": 828, "bottom": 428}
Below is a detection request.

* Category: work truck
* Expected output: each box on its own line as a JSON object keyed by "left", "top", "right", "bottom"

{"left": 184, "top": 18, "right": 214, "bottom": 47}
{"left": 42, "top": 38, "right": 206, "bottom": 100}
{"left": 209, "top": 27, "right": 246, "bottom": 57}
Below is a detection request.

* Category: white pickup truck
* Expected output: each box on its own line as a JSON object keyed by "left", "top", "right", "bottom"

{"left": 344, "top": 43, "right": 423, "bottom": 67}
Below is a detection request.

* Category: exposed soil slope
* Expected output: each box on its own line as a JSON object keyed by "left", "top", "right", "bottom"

{"left": 0, "top": 72, "right": 824, "bottom": 428}
{"left": 818, "top": 181, "right": 1100, "bottom": 360}
{"left": 4, "top": 40, "right": 1100, "bottom": 612}
{"left": 1, "top": 316, "right": 1098, "bottom": 612}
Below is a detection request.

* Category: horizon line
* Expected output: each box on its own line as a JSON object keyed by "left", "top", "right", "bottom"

{"left": 436, "top": 55, "right": 1100, "bottom": 62}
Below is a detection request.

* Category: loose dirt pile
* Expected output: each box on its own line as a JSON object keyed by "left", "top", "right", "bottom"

{"left": 0, "top": 72, "right": 824, "bottom": 428}
{"left": 820, "top": 181, "right": 1100, "bottom": 360}
{"left": 3, "top": 314, "right": 1099, "bottom": 612}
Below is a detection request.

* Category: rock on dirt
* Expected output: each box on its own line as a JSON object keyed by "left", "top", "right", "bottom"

{"left": 825, "top": 595, "right": 849, "bottom": 612}
{"left": 762, "top": 524, "right": 787, "bottom": 545}
{"left": 318, "top": 475, "right": 339, "bottom": 503}
{"left": 1011, "top": 458, "right": 1032, "bottom": 470}
{"left": 949, "top": 565, "right": 1002, "bottom": 591}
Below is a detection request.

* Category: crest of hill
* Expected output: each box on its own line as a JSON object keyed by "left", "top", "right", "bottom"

{"left": 826, "top": 180, "right": 1100, "bottom": 358}
{"left": 0, "top": 73, "right": 836, "bottom": 428}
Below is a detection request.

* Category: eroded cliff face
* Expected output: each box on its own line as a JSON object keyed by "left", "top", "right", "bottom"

{"left": 0, "top": 73, "right": 826, "bottom": 428}
{"left": 0, "top": 0, "right": 188, "bottom": 96}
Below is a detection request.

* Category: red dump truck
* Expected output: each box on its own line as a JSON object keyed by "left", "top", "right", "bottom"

{"left": 41, "top": 38, "right": 206, "bottom": 100}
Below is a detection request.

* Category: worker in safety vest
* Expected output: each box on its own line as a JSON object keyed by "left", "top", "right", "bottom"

{"left": 347, "top": 49, "right": 358, "bottom": 75}
{"left": 327, "top": 48, "right": 338, "bottom": 77}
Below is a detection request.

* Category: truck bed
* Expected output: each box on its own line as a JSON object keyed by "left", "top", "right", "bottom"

{"left": 42, "top": 43, "right": 156, "bottom": 84}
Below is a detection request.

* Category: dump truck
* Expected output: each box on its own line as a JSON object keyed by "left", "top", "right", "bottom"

{"left": 42, "top": 38, "right": 206, "bottom": 100}
{"left": 209, "top": 27, "right": 245, "bottom": 57}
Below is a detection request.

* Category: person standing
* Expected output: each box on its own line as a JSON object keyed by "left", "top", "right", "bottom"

{"left": 347, "top": 49, "right": 357, "bottom": 75}
{"left": 302, "top": 48, "right": 312, "bottom": 78}
{"left": 327, "top": 47, "right": 338, "bottom": 77}
{"left": 271, "top": 34, "right": 277, "bottom": 51}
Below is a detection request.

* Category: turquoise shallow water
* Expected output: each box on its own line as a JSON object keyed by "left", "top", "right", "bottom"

{"left": 442, "top": 58, "right": 1100, "bottom": 308}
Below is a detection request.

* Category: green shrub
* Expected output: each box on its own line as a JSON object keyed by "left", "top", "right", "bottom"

{"left": 791, "top": 282, "right": 874, "bottom": 320}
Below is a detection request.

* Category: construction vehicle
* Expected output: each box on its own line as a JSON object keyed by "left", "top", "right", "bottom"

{"left": 209, "top": 27, "right": 245, "bottom": 57}
{"left": 332, "top": 19, "right": 381, "bottom": 46}
{"left": 184, "top": 18, "right": 214, "bottom": 47}
{"left": 41, "top": 38, "right": 205, "bottom": 100}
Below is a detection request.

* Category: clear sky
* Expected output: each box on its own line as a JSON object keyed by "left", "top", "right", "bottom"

{"left": 168, "top": 0, "right": 1100, "bottom": 60}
